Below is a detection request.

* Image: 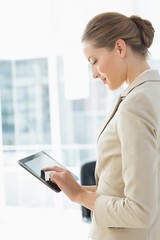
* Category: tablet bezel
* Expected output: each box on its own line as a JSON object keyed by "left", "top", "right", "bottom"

{"left": 18, "top": 151, "right": 78, "bottom": 193}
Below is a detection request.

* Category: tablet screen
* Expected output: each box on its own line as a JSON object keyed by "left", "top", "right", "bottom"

{"left": 24, "top": 153, "right": 59, "bottom": 181}
{"left": 18, "top": 151, "right": 78, "bottom": 192}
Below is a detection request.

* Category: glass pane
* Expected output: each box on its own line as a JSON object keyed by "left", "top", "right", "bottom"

{"left": 14, "top": 58, "right": 51, "bottom": 145}
{"left": 0, "top": 60, "right": 15, "bottom": 145}
{"left": 0, "top": 58, "right": 51, "bottom": 146}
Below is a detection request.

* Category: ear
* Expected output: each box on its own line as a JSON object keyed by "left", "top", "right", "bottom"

{"left": 115, "top": 39, "right": 127, "bottom": 57}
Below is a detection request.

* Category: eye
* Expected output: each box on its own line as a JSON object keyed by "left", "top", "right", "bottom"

{"left": 90, "top": 59, "right": 97, "bottom": 65}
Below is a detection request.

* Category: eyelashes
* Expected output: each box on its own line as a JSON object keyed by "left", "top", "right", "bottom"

{"left": 91, "top": 59, "right": 97, "bottom": 65}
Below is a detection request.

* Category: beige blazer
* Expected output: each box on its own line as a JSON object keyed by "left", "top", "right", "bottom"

{"left": 89, "top": 69, "right": 160, "bottom": 240}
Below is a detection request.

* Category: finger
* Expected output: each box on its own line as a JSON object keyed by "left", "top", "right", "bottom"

{"left": 42, "top": 166, "right": 55, "bottom": 171}
{"left": 42, "top": 165, "right": 65, "bottom": 172}
{"left": 51, "top": 166, "right": 66, "bottom": 172}
{"left": 50, "top": 172, "right": 61, "bottom": 183}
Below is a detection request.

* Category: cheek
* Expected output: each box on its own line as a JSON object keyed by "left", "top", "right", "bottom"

{"left": 99, "top": 53, "right": 117, "bottom": 74}
{"left": 97, "top": 61, "right": 109, "bottom": 75}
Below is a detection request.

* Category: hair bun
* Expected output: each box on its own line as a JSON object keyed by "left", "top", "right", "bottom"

{"left": 130, "top": 15, "right": 155, "bottom": 48}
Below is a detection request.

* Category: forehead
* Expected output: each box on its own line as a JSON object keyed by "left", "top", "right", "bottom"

{"left": 83, "top": 42, "right": 105, "bottom": 59}
{"left": 83, "top": 42, "right": 94, "bottom": 56}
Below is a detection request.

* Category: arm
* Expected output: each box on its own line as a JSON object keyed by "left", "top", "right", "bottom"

{"left": 82, "top": 185, "right": 96, "bottom": 192}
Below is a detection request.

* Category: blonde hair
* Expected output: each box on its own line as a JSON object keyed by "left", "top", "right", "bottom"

{"left": 82, "top": 12, "right": 155, "bottom": 57}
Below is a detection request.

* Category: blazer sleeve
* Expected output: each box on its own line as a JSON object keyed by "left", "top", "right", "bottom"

{"left": 93, "top": 93, "right": 159, "bottom": 228}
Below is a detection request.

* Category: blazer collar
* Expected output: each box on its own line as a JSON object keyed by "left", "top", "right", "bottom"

{"left": 121, "top": 69, "right": 160, "bottom": 98}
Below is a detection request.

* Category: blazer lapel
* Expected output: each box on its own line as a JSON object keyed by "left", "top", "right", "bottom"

{"left": 97, "top": 95, "right": 123, "bottom": 140}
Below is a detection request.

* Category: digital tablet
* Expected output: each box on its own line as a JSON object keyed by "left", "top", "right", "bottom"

{"left": 18, "top": 151, "right": 78, "bottom": 193}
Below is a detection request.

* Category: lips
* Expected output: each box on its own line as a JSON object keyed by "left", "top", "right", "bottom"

{"left": 100, "top": 76, "right": 106, "bottom": 81}
{"left": 103, "top": 79, "right": 108, "bottom": 85}
{"left": 101, "top": 77, "right": 108, "bottom": 84}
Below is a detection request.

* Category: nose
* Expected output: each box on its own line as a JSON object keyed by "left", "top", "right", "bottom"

{"left": 92, "top": 67, "right": 100, "bottom": 79}
{"left": 93, "top": 73, "right": 99, "bottom": 79}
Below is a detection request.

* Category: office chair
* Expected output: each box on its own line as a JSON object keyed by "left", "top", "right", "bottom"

{"left": 80, "top": 160, "right": 96, "bottom": 222}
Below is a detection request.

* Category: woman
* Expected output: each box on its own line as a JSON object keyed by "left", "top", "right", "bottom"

{"left": 43, "top": 12, "right": 160, "bottom": 240}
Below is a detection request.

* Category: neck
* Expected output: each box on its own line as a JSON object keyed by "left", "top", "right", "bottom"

{"left": 126, "top": 59, "right": 150, "bottom": 85}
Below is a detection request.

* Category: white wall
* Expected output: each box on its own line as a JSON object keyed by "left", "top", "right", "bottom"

{"left": 0, "top": 0, "right": 159, "bottom": 59}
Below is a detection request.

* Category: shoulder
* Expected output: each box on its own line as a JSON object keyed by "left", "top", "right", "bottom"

{"left": 121, "top": 80, "right": 160, "bottom": 110}
{"left": 118, "top": 81, "right": 160, "bottom": 131}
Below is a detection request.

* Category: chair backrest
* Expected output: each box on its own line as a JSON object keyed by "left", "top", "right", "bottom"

{"left": 80, "top": 160, "right": 96, "bottom": 222}
{"left": 81, "top": 161, "right": 96, "bottom": 185}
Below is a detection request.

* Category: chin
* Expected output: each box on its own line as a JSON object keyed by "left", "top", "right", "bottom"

{"left": 104, "top": 80, "right": 116, "bottom": 91}
{"left": 109, "top": 83, "right": 124, "bottom": 91}
{"left": 108, "top": 85, "right": 119, "bottom": 91}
